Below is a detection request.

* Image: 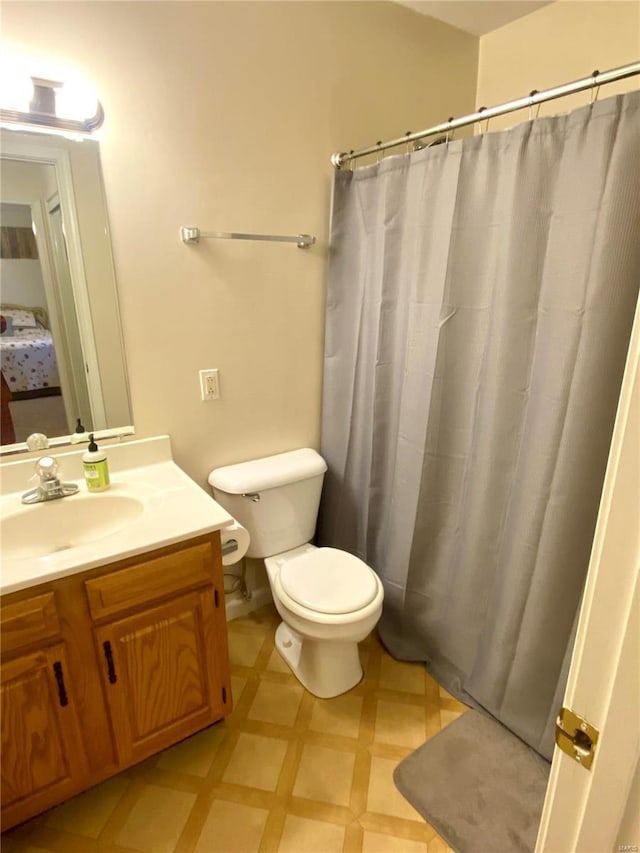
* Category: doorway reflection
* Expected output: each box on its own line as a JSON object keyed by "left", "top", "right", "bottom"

{"left": 0, "top": 191, "right": 89, "bottom": 443}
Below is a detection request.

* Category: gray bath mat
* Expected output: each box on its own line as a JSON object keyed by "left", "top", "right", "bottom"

{"left": 394, "top": 710, "right": 550, "bottom": 853}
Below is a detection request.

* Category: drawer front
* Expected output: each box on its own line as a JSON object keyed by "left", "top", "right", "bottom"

{"left": 85, "top": 540, "right": 217, "bottom": 621}
{"left": 1, "top": 592, "right": 61, "bottom": 655}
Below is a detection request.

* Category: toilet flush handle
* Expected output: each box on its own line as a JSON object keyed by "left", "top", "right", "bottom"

{"left": 242, "top": 492, "right": 261, "bottom": 502}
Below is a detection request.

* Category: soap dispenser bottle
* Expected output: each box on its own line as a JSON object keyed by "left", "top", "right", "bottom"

{"left": 70, "top": 417, "right": 89, "bottom": 444}
{"left": 82, "top": 434, "right": 110, "bottom": 492}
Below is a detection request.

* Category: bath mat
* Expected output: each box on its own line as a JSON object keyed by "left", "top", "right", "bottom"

{"left": 394, "top": 710, "right": 550, "bottom": 853}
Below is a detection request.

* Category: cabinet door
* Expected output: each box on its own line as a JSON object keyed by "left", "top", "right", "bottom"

{"left": 1, "top": 645, "right": 89, "bottom": 825}
{"left": 95, "top": 588, "right": 227, "bottom": 766}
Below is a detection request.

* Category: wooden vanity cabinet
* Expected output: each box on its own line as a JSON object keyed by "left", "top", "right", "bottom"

{"left": 0, "top": 532, "right": 231, "bottom": 831}
{"left": 0, "top": 595, "right": 91, "bottom": 829}
{"left": 85, "top": 537, "right": 230, "bottom": 767}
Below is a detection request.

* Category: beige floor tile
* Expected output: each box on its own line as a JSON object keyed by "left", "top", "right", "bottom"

{"left": 266, "top": 648, "right": 291, "bottom": 673}
{"left": 228, "top": 631, "right": 265, "bottom": 667}
{"left": 44, "top": 775, "right": 128, "bottom": 838}
{"left": 425, "top": 673, "right": 441, "bottom": 699}
{"left": 0, "top": 826, "right": 44, "bottom": 852}
{"left": 374, "top": 700, "right": 427, "bottom": 749}
{"left": 292, "top": 743, "right": 356, "bottom": 806}
{"left": 379, "top": 657, "right": 426, "bottom": 695}
{"left": 308, "top": 694, "right": 363, "bottom": 739}
{"left": 236, "top": 605, "right": 279, "bottom": 632}
{"left": 438, "top": 685, "right": 455, "bottom": 701}
{"left": 231, "top": 673, "right": 247, "bottom": 702}
{"left": 155, "top": 720, "right": 227, "bottom": 777}
{"left": 222, "top": 732, "right": 288, "bottom": 791}
{"left": 248, "top": 680, "right": 304, "bottom": 726}
{"left": 7, "top": 605, "right": 470, "bottom": 853}
{"left": 363, "top": 830, "right": 428, "bottom": 852}
{"left": 440, "top": 708, "right": 464, "bottom": 728}
{"left": 194, "top": 799, "right": 268, "bottom": 853}
{"left": 278, "top": 814, "right": 345, "bottom": 853}
{"left": 367, "top": 756, "right": 423, "bottom": 821}
{"left": 114, "top": 784, "right": 196, "bottom": 852}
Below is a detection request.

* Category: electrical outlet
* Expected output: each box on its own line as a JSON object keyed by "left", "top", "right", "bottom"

{"left": 199, "top": 368, "right": 220, "bottom": 401}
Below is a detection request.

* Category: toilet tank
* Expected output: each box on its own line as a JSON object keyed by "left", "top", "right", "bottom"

{"left": 208, "top": 448, "right": 328, "bottom": 558}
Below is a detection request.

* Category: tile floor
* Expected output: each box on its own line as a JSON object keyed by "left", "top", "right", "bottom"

{"left": 2, "top": 604, "right": 468, "bottom": 853}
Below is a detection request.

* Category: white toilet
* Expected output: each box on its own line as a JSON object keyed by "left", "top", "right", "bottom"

{"left": 208, "top": 448, "right": 384, "bottom": 698}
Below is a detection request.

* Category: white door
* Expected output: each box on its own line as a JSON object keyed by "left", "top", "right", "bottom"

{"left": 536, "top": 293, "right": 640, "bottom": 853}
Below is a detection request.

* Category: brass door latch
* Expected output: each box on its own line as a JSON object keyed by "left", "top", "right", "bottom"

{"left": 555, "top": 707, "right": 599, "bottom": 770}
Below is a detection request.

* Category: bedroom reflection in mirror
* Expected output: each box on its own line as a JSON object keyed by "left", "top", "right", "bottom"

{"left": 0, "top": 189, "right": 92, "bottom": 444}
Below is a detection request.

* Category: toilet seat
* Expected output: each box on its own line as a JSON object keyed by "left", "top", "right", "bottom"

{"left": 276, "top": 547, "right": 379, "bottom": 615}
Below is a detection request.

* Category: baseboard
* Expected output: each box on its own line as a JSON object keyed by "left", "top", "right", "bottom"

{"left": 225, "top": 585, "right": 274, "bottom": 621}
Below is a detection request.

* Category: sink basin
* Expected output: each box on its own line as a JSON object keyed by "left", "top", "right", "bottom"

{"left": 0, "top": 437, "right": 236, "bottom": 595}
{"left": 1, "top": 493, "right": 145, "bottom": 560}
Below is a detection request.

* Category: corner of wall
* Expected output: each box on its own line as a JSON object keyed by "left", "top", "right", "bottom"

{"left": 475, "top": 2, "right": 640, "bottom": 131}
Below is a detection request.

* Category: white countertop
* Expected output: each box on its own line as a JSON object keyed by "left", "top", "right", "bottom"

{"left": 0, "top": 436, "right": 235, "bottom": 595}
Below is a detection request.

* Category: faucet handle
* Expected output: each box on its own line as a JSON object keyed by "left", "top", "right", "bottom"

{"left": 26, "top": 432, "right": 49, "bottom": 451}
{"left": 21, "top": 453, "right": 79, "bottom": 504}
{"left": 35, "top": 456, "right": 59, "bottom": 481}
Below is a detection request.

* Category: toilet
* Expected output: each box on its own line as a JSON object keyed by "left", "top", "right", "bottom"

{"left": 208, "top": 448, "right": 384, "bottom": 698}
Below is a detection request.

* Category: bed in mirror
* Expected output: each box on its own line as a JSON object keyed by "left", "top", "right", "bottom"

{"left": 0, "top": 128, "right": 133, "bottom": 453}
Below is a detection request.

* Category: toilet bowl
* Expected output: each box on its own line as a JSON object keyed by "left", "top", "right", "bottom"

{"left": 265, "top": 543, "right": 384, "bottom": 697}
{"left": 208, "top": 448, "right": 384, "bottom": 698}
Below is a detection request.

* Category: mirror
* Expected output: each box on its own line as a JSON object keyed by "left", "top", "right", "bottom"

{"left": 0, "top": 128, "right": 133, "bottom": 452}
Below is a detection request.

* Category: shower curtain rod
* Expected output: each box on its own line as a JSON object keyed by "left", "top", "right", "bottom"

{"left": 330, "top": 61, "right": 640, "bottom": 169}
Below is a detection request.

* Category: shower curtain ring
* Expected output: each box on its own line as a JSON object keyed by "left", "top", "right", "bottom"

{"left": 477, "top": 106, "right": 490, "bottom": 134}
{"left": 348, "top": 150, "right": 354, "bottom": 171}
{"left": 528, "top": 90, "right": 540, "bottom": 121}
{"left": 376, "top": 141, "right": 383, "bottom": 163}
{"left": 405, "top": 131, "right": 412, "bottom": 155}
{"left": 590, "top": 70, "right": 601, "bottom": 104}
{"left": 446, "top": 117, "right": 456, "bottom": 146}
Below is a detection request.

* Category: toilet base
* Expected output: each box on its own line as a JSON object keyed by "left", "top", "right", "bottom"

{"left": 275, "top": 622, "right": 363, "bottom": 698}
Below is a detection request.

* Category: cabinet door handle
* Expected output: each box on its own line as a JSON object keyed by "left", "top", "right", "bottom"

{"left": 52, "top": 661, "right": 69, "bottom": 707}
{"left": 103, "top": 640, "right": 118, "bottom": 684}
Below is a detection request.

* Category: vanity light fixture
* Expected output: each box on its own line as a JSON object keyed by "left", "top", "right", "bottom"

{"left": 0, "top": 74, "right": 103, "bottom": 134}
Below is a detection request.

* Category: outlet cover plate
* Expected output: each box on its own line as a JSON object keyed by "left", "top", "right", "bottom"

{"left": 199, "top": 368, "right": 220, "bottom": 401}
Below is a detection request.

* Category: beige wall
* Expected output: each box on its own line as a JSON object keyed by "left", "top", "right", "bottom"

{"left": 477, "top": 1, "right": 640, "bottom": 130}
{"left": 1, "top": 163, "right": 52, "bottom": 310}
{"left": 1, "top": 1, "right": 478, "bottom": 486}
{"left": 0, "top": 195, "right": 47, "bottom": 309}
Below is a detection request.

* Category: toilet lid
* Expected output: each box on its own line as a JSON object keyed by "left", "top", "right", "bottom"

{"left": 278, "top": 548, "right": 379, "bottom": 615}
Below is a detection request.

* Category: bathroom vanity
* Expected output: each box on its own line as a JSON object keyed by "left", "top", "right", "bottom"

{"left": 0, "top": 437, "right": 235, "bottom": 830}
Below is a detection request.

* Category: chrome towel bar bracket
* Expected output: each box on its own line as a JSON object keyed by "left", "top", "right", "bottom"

{"left": 181, "top": 226, "right": 315, "bottom": 248}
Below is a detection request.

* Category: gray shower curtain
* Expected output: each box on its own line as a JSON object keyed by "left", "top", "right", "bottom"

{"left": 318, "top": 92, "right": 640, "bottom": 759}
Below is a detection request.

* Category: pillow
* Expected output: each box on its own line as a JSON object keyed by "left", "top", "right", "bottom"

{"left": 0, "top": 315, "right": 13, "bottom": 336}
{"left": 1, "top": 308, "right": 37, "bottom": 329}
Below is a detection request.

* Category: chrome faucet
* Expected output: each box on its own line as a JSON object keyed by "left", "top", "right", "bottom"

{"left": 22, "top": 456, "right": 79, "bottom": 505}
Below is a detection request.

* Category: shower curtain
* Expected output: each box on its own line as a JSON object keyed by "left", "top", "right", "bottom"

{"left": 318, "top": 91, "right": 640, "bottom": 759}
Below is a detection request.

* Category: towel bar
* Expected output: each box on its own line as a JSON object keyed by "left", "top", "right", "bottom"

{"left": 180, "top": 226, "right": 315, "bottom": 248}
